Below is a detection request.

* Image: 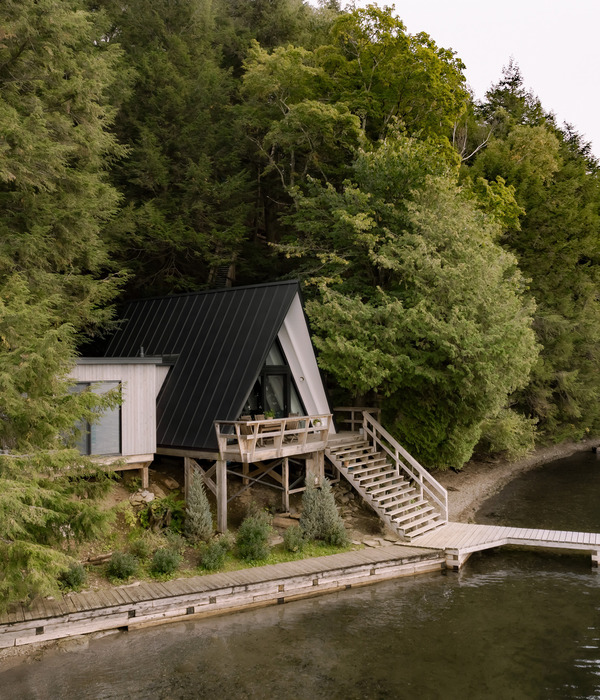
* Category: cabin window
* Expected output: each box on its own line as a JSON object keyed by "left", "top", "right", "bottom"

{"left": 242, "top": 340, "right": 305, "bottom": 419}
{"left": 74, "top": 381, "right": 121, "bottom": 456}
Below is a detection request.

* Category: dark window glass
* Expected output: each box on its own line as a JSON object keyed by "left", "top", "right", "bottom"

{"left": 74, "top": 382, "right": 121, "bottom": 456}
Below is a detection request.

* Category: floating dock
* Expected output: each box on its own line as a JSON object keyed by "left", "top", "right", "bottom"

{"left": 410, "top": 521, "right": 600, "bottom": 569}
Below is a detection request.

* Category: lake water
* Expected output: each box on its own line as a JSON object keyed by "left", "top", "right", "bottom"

{"left": 2, "top": 451, "right": 599, "bottom": 700}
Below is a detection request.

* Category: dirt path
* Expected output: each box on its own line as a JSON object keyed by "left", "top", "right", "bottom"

{"left": 433, "top": 438, "right": 598, "bottom": 523}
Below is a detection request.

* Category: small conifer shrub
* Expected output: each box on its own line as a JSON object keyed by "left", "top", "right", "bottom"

{"left": 300, "top": 478, "right": 349, "bottom": 547}
{"left": 199, "top": 539, "right": 228, "bottom": 571}
{"left": 107, "top": 552, "right": 139, "bottom": 581}
{"left": 150, "top": 548, "right": 182, "bottom": 576}
{"left": 185, "top": 471, "right": 213, "bottom": 542}
{"left": 236, "top": 509, "right": 272, "bottom": 562}
{"left": 59, "top": 563, "right": 87, "bottom": 591}
{"left": 129, "top": 537, "right": 152, "bottom": 561}
{"left": 283, "top": 524, "right": 306, "bottom": 553}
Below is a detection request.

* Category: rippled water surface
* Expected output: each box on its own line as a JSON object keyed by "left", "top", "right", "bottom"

{"left": 2, "top": 452, "right": 600, "bottom": 700}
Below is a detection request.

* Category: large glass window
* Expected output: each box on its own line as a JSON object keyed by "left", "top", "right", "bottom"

{"left": 242, "top": 340, "right": 305, "bottom": 418}
{"left": 74, "top": 382, "right": 121, "bottom": 456}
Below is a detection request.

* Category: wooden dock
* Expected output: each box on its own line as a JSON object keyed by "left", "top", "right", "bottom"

{"left": 0, "top": 545, "right": 443, "bottom": 650}
{"left": 409, "top": 521, "right": 600, "bottom": 569}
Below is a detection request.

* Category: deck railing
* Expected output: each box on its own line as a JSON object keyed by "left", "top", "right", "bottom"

{"left": 334, "top": 406, "right": 381, "bottom": 432}
{"left": 362, "top": 411, "right": 448, "bottom": 523}
{"left": 215, "top": 414, "right": 331, "bottom": 462}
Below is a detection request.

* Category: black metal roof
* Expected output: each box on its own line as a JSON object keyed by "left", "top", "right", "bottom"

{"left": 105, "top": 281, "right": 300, "bottom": 452}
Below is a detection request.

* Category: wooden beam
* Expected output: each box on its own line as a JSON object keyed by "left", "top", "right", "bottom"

{"left": 216, "top": 459, "right": 227, "bottom": 533}
{"left": 282, "top": 457, "right": 289, "bottom": 512}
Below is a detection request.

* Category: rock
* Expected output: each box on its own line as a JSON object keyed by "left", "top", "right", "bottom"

{"left": 129, "top": 489, "right": 155, "bottom": 506}
{"left": 269, "top": 535, "right": 284, "bottom": 546}
{"left": 362, "top": 538, "right": 381, "bottom": 548}
{"left": 151, "top": 484, "right": 167, "bottom": 499}
{"left": 163, "top": 477, "right": 180, "bottom": 490}
{"left": 272, "top": 516, "right": 297, "bottom": 530}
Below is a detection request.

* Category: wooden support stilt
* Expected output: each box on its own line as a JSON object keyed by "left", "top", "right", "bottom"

{"left": 282, "top": 457, "right": 289, "bottom": 512}
{"left": 242, "top": 460, "right": 249, "bottom": 486}
{"left": 306, "top": 451, "right": 325, "bottom": 487}
{"left": 216, "top": 459, "right": 227, "bottom": 532}
{"left": 140, "top": 462, "right": 150, "bottom": 490}
{"left": 184, "top": 457, "right": 193, "bottom": 502}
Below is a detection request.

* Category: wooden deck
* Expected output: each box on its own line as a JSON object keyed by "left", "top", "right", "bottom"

{"left": 0, "top": 545, "right": 443, "bottom": 649}
{"left": 214, "top": 414, "right": 331, "bottom": 463}
{"left": 409, "top": 521, "right": 600, "bottom": 569}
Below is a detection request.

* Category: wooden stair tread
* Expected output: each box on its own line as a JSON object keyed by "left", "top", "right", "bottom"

{"left": 398, "top": 512, "right": 443, "bottom": 532}
{"left": 393, "top": 504, "right": 435, "bottom": 524}
{"left": 403, "top": 519, "right": 445, "bottom": 539}
{"left": 345, "top": 458, "right": 388, "bottom": 472}
{"left": 376, "top": 487, "right": 416, "bottom": 505}
{"left": 352, "top": 463, "right": 391, "bottom": 478}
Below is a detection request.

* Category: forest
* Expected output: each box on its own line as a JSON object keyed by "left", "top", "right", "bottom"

{"left": 1, "top": 0, "right": 599, "bottom": 604}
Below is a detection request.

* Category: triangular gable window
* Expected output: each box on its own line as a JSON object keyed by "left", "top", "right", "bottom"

{"left": 242, "top": 339, "right": 305, "bottom": 419}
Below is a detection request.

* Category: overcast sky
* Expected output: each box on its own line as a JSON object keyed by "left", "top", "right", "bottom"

{"left": 321, "top": 1, "right": 600, "bottom": 158}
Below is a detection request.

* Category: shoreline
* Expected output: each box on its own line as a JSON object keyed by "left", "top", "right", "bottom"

{"left": 434, "top": 438, "right": 598, "bottom": 523}
{"left": 2, "top": 439, "right": 596, "bottom": 666}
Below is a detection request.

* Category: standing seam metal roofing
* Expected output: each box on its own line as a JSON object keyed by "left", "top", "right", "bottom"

{"left": 105, "top": 281, "right": 300, "bottom": 452}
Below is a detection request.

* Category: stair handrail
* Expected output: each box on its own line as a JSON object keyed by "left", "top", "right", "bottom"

{"left": 362, "top": 411, "right": 448, "bottom": 523}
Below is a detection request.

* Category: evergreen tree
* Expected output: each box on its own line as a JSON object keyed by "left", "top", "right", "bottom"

{"left": 98, "top": 0, "right": 253, "bottom": 296}
{"left": 0, "top": 0, "right": 123, "bottom": 610}
{"left": 299, "top": 479, "right": 348, "bottom": 546}
{"left": 185, "top": 471, "right": 213, "bottom": 542}
{"left": 471, "top": 64, "right": 600, "bottom": 440}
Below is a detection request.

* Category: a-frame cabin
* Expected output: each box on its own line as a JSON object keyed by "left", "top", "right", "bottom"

{"left": 104, "top": 280, "right": 334, "bottom": 530}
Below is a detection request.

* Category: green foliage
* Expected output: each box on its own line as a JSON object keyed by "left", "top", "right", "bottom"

{"left": 323, "top": 5, "right": 469, "bottom": 141}
{"left": 471, "top": 63, "right": 600, "bottom": 439}
{"left": 0, "top": 0, "right": 125, "bottom": 611}
{"left": 150, "top": 548, "right": 182, "bottom": 577}
{"left": 100, "top": 0, "right": 252, "bottom": 296}
{"left": 299, "top": 479, "right": 348, "bottom": 546}
{"left": 107, "top": 552, "right": 139, "bottom": 581}
{"left": 139, "top": 494, "right": 186, "bottom": 532}
{"left": 59, "top": 563, "right": 87, "bottom": 592}
{"left": 283, "top": 524, "right": 306, "bottom": 553}
{"left": 185, "top": 472, "right": 213, "bottom": 542}
{"left": 236, "top": 510, "right": 272, "bottom": 562}
{"left": 287, "top": 135, "right": 539, "bottom": 468}
{"left": 476, "top": 409, "right": 537, "bottom": 460}
{"left": 0, "top": 0, "right": 125, "bottom": 326}
{"left": 199, "top": 538, "right": 230, "bottom": 571}
{"left": 128, "top": 537, "right": 152, "bottom": 562}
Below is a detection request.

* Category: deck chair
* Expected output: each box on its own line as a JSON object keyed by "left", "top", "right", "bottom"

{"left": 239, "top": 415, "right": 252, "bottom": 436}
{"left": 283, "top": 413, "right": 300, "bottom": 444}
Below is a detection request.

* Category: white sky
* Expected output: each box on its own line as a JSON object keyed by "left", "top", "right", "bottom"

{"left": 318, "top": 1, "right": 600, "bottom": 158}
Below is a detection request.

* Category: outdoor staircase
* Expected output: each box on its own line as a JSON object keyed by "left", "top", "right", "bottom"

{"left": 325, "top": 413, "right": 448, "bottom": 540}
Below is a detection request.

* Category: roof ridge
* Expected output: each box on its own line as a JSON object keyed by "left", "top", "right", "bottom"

{"left": 121, "top": 280, "right": 299, "bottom": 306}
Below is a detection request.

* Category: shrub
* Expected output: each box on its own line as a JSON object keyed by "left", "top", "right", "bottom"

{"left": 140, "top": 493, "right": 186, "bottom": 532}
{"left": 199, "top": 539, "right": 228, "bottom": 571}
{"left": 236, "top": 510, "right": 272, "bottom": 562}
{"left": 300, "top": 479, "right": 349, "bottom": 547}
{"left": 150, "top": 548, "right": 182, "bottom": 576}
{"left": 283, "top": 524, "right": 306, "bottom": 553}
{"left": 59, "top": 563, "right": 87, "bottom": 591}
{"left": 107, "top": 552, "right": 139, "bottom": 581}
{"left": 185, "top": 472, "right": 213, "bottom": 542}
{"left": 129, "top": 537, "right": 152, "bottom": 561}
